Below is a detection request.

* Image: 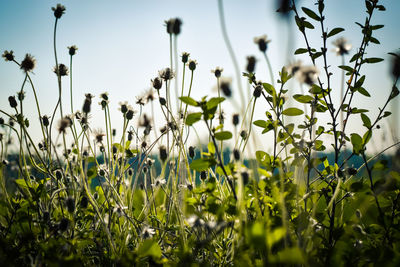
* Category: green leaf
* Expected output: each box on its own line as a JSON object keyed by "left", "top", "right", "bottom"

{"left": 351, "top": 133, "right": 363, "bottom": 154}
{"left": 214, "top": 131, "right": 232, "bottom": 141}
{"left": 327, "top": 27, "right": 345, "bottom": 38}
{"left": 185, "top": 112, "right": 202, "bottom": 126}
{"left": 262, "top": 83, "right": 276, "bottom": 96}
{"left": 137, "top": 239, "right": 162, "bottom": 259}
{"left": 179, "top": 96, "right": 198, "bottom": 106}
{"left": 357, "top": 87, "right": 370, "bottom": 97}
{"left": 267, "top": 227, "right": 286, "bottom": 248}
{"left": 364, "top": 57, "right": 384, "bottom": 64}
{"left": 190, "top": 158, "right": 213, "bottom": 171}
{"left": 206, "top": 97, "right": 225, "bottom": 110}
{"left": 361, "top": 113, "right": 371, "bottom": 128}
{"left": 294, "top": 48, "right": 308, "bottom": 55}
{"left": 293, "top": 94, "right": 314, "bottom": 103}
{"left": 309, "top": 84, "right": 322, "bottom": 94}
{"left": 282, "top": 108, "right": 304, "bottom": 116}
{"left": 273, "top": 247, "right": 305, "bottom": 264}
{"left": 302, "top": 7, "right": 321, "bottom": 21}
{"left": 207, "top": 141, "right": 216, "bottom": 154}
{"left": 253, "top": 120, "right": 268, "bottom": 128}
{"left": 363, "top": 130, "right": 372, "bottom": 145}
{"left": 338, "top": 65, "right": 354, "bottom": 73}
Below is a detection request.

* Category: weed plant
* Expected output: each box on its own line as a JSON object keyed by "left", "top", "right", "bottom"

{"left": 1, "top": 0, "right": 400, "bottom": 266}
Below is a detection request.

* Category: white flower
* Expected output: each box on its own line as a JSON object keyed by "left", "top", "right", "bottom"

{"left": 152, "top": 176, "right": 166, "bottom": 187}
{"left": 141, "top": 226, "right": 156, "bottom": 239}
{"left": 332, "top": 37, "right": 352, "bottom": 56}
{"left": 187, "top": 215, "right": 205, "bottom": 228}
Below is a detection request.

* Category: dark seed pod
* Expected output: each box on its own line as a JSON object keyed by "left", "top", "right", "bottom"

{"left": 55, "top": 170, "right": 63, "bottom": 180}
{"left": 241, "top": 171, "right": 249, "bottom": 185}
{"left": 159, "top": 146, "right": 168, "bottom": 162}
{"left": 189, "top": 146, "right": 195, "bottom": 159}
{"left": 246, "top": 56, "right": 256, "bottom": 73}
{"left": 253, "top": 85, "right": 262, "bottom": 98}
{"left": 82, "top": 98, "right": 91, "bottom": 114}
{"left": 233, "top": 149, "right": 240, "bottom": 161}
{"left": 80, "top": 196, "right": 88, "bottom": 209}
{"left": 347, "top": 168, "right": 357, "bottom": 176}
{"left": 159, "top": 97, "right": 167, "bottom": 106}
{"left": 152, "top": 77, "right": 163, "bottom": 90}
{"left": 232, "top": 114, "right": 239, "bottom": 126}
{"left": 8, "top": 96, "right": 17, "bottom": 108}
{"left": 240, "top": 130, "right": 248, "bottom": 140}
{"left": 200, "top": 171, "right": 207, "bottom": 181}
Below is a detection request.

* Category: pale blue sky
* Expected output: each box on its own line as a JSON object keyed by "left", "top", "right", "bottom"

{"left": 1, "top": 0, "right": 399, "bottom": 152}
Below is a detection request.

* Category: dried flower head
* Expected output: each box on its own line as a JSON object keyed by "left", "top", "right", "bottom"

{"left": 145, "top": 89, "right": 155, "bottom": 102}
{"left": 218, "top": 77, "right": 232, "bottom": 97}
{"left": 188, "top": 59, "right": 197, "bottom": 71}
{"left": 54, "top": 63, "right": 69, "bottom": 76}
{"left": 8, "top": 96, "right": 18, "bottom": 108}
{"left": 141, "top": 226, "right": 156, "bottom": 239}
{"left": 20, "top": 54, "right": 36, "bottom": 72}
{"left": 68, "top": 45, "right": 78, "bottom": 56}
{"left": 41, "top": 115, "right": 50, "bottom": 127}
{"left": 246, "top": 56, "right": 257, "bottom": 73}
{"left": 2, "top": 50, "right": 14, "bottom": 62}
{"left": 211, "top": 67, "right": 223, "bottom": 78}
{"left": 151, "top": 77, "right": 163, "bottom": 90}
{"left": 297, "top": 65, "right": 319, "bottom": 86}
{"left": 165, "top": 18, "right": 182, "bottom": 35}
{"left": 254, "top": 35, "right": 271, "bottom": 52}
{"left": 100, "top": 92, "right": 109, "bottom": 101}
{"left": 119, "top": 101, "right": 129, "bottom": 114}
{"left": 286, "top": 60, "right": 302, "bottom": 76}
{"left": 332, "top": 37, "right": 352, "bottom": 56}
{"left": 93, "top": 129, "right": 105, "bottom": 144}
{"left": 159, "top": 67, "right": 175, "bottom": 81}
{"left": 152, "top": 176, "right": 166, "bottom": 187}
{"left": 159, "top": 145, "right": 168, "bottom": 162}
{"left": 181, "top": 52, "right": 190, "bottom": 63}
{"left": 58, "top": 117, "right": 71, "bottom": 133}
{"left": 52, "top": 4, "right": 66, "bottom": 19}
{"left": 125, "top": 106, "right": 136, "bottom": 120}
{"left": 391, "top": 52, "right": 400, "bottom": 78}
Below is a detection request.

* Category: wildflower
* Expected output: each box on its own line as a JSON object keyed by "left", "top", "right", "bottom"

{"left": 188, "top": 59, "right": 197, "bottom": 71}
{"left": 159, "top": 97, "right": 167, "bottom": 106}
{"left": 99, "top": 92, "right": 108, "bottom": 101}
{"left": 181, "top": 52, "right": 190, "bottom": 63}
{"left": 20, "top": 54, "right": 36, "bottom": 72}
{"left": 159, "top": 146, "right": 168, "bottom": 162}
{"left": 219, "top": 77, "right": 232, "bottom": 97}
{"left": 200, "top": 171, "right": 207, "bottom": 181}
{"left": 119, "top": 101, "right": 129, "bottom": 114}
{"left": 141, "top": 140, "right": 147, "bottom": 149}
{"left": 145, "top": 89, "right": 155, "bottom": 102}
{"left": 52, "top": 4, "right": 66, "bottom": 19}
{"left": 165, "top": 18, "right": 182, "bottom": 35}
{"left": 17, "top": 91, "right": 24, "bottom": 102}
{"left": 297, "top": 65, "right": 319, "bottom": 86}
{"left": 211, "top": 67, "right": 223, "bottom": 78}
{"left": 136, "top": 95, "right": 146, "bottom": 106}
{"left": 141, "top": 226, "right": 156, "bottom": 239}
{"left": 55, "top": 169, "right": 63, "bottom": 180}
{"left": 332, "top": 37, "right": 352, "bottom": 56}
{"left": 159, "top": 67, "right": 174, "bottom": 81}
{"left": 240, "top": 130, "right": 248, "bottom": 139}
{"left": 8, "top": 96, "right": 17, "bottom": 108}
{"left": 54, "top": 63, "right": 69, "bottom": 76}
{"left": 152, "top": 77, "right": 163, "bottom": 90}
{"left": 253, "top": 84, "right": 262, "bottom": 98}
{"left": 246, "top": 56, "right": 257, "bottom": 73}
{"left": 241, "top": 171, "right": 250, "bottom": 185}
{"left": 93, "top": 129, "right": 105, "bottom": 144}
{"left": 139, "top": 114, "right": 151, "bottom": 128}
{"left": 127, "top": 168, "right": 134, "bottom": 177}
{"left": 276, "top": 0, "right": 292, "bottom": 16}
{"left": 152, "top": 176, "right": 166, "bottom": 187}
{"left": 187, "top": 215, "right": 205, "bottom": 228}
{"left": 97, "top": 164, "right": 107, "bottom": 177}
{"left": 38, "top": 140, "right": 47, "bottom": 151}
{"left": 2, "top": 50, "right": 14, "bottom": 61}
{"left": 65, "top": 197, "right": 75, "bottom": 213}
{"left": 125, "top": 106, "right": 136, "bottom": 120}
{"left": 58, "top": 117, "right": 71, "bottom": 133}
{"left": 68, "top": 45, "right": 78, "bottom": 56}
{"left": 113, "top": 206, "right": 127, "bottom": 217}
{"left": 254, "top": 35, "right": 271, "bottom": 53}
{"left": 127, "top": 129, "right": 134, "bottom": 141}
{"left": 232, "top": 114, "right": 239, "bottom": 126}
{"left": 189, "top": 146, "right": 195, "bottom": 159}
{"left": 233, "top": 149, "right": 240, "bottom": 161}
{"left": 286, "top": 60, "right": 302, "bottom": 77}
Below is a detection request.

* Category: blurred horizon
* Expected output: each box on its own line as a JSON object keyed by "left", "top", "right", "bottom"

{"left": 1, "top": 0, "right": 399, "bottom": 155}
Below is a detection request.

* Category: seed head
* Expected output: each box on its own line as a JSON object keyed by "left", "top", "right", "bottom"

{"left": 152, "top": 77, "right": 163, "bottom": 90}
{"left": 297, "top": 65, "right": 319, "bottom": 86}
{"left": 286, "top": 60, "right": 302, "bottom": 76}
{"left": 246, "top": 56, "right": 257, "bottom": 73}
{"left": 165, "top": 18, "right": 182, "bottom": 35}
{"left": 52, "top": 4, "right": 66, "bottom": 19}
{"left": 125, "top": 106, "right": 136, "bottom": 120}
{"left": 93, "top": 129, "right": 105, "bottom": 144}
{"left": 233, "top": 149, "right": 240, "bottom": 161}
{"left": 159, "top": 67, "right": 174, "bottom": 81}
{"left": 80, "top": 196, "right": 88, "bottom": 209}
{"left": 181, "top": 52, "right": 190, "bottom": 63}
{"left": 58, "top": 117, "right": 71, "bottom": 133}
{"left": 220, "top": 78, "right": 232, "bottom": 97}
{"left": 20, "top": 54, "right": 36, "bottom": 72}
{"left": 159, "top": 146, "right": 168, "bottom": 162}
{"left": 119, "top": 101, "right": 129, "bottom": 114}
{"left": 254, "top": 35, "right": 271, "bottom": 53}
{"left": 8, "top": 96, "right": 17, "bottom": 108}
{"left": 41, "top": 115, "right": 50, "bottom": 127}
{"left": 2, "top": 50, "right": 14, "bottom": 62}
{"left": 211, "top": 67, "right": 223, "bottom": 78}
{"left": 188, "top": 59, "right": 197, "bottom": 71}
{"left": 391, "top": 52, "right": 400, "bottom": 78}
{"left": 232, "top": 114, "right": 239, "bottom": 126}
{"left": 332, "top": 37, "right": 352, "bottom": 56}
{"left": 54, "top": 63, "right": 69, "bottom": 76}
{"left": 189, "top": 146, "right": 195, "bottom": 159}
{"left": 68, "top": 45, "right": 78, "bottom": 56}
{"left": 159, "top": 97, "right": 167, "bottom": 106}
{"left": 200, "top": 171, "right": 207, "bottom": 181}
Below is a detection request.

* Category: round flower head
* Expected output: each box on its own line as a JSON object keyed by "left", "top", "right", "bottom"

{"left": 297, "top": 65, "right": 319, "bottom": 86}
{"left": 93, "top": 128, "right": 105, "bottom": 144}
{"left": 286, "top": 60, "right": 302, "bottom": 76}
{"left": 188, "top": 59, "right": 197, "bottom": 71}
{"left": 165, "top": 18, "right": 182, "bottom": 35}
{"left": 119, "top": 101, "right": 129, "bottom": 114}
{"left": 211, "top": 67, "right": 223, "bottom": 78}
{"left": 2, "top": 50, "right": 14, "bottom": 62}
{"left": 54, "top": 63, "right": 69, "bottom": 76}
{"left": 246, "top": 56, "right": 257, "bottom": 73}
{"left": 181, "top": 52, "right": 190, "bottom": 63}
{"left": 100, "top": 92, "right": 109, "bottom": 101}
{"left": 68, "top": 45, "right": 78, "bottom": 56}
{"left": 254, "top": 35, "right": 271, "bottom": 52}
{"left": 58, "top": 117, "right": 71, "bottom": 133}
{"left": 152, "top": 77, "right": 163, "bottom": 90}
{"left": 52, "top": 4, "right": 66, "bottom": 19}
{"left": 332, "top": 37, "right": 352, "bottom": 56}
{"left": 20, "top": 54, "right": 36, "bottom": 72}
{"left": 159, "top": 67, "right": 175, "bottom": 81}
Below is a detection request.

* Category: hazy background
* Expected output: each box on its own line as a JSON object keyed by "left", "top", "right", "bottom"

{"left": 1, "top": 0, "right": 399, "bottom": 154}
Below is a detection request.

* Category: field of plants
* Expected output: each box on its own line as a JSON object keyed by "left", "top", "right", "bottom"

{"left": 1, "top": 0, "right": 400, "bottom": 266}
